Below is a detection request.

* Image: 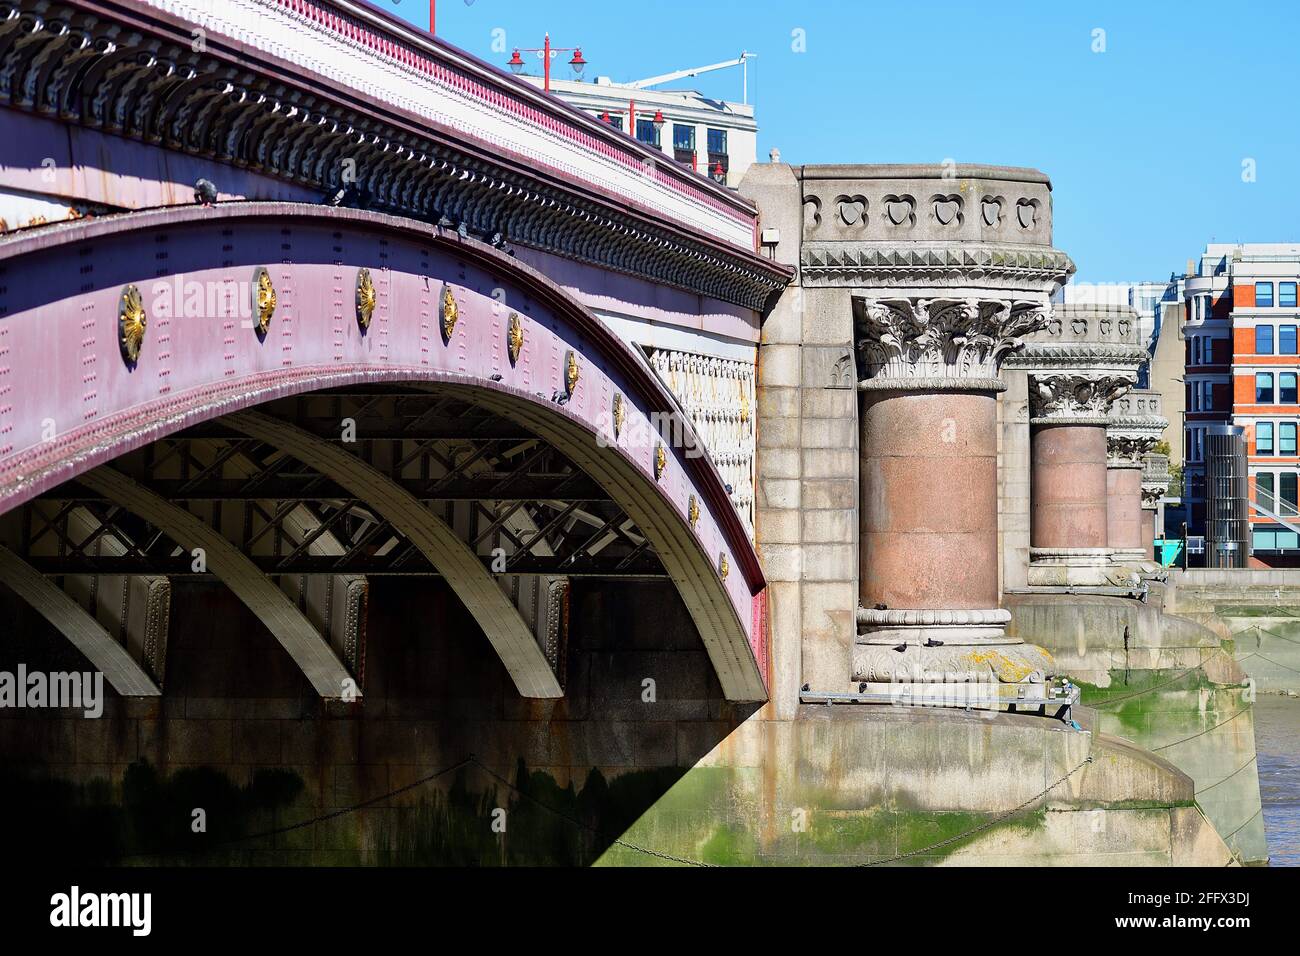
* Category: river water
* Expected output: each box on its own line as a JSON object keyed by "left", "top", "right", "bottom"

{"left": 1254, "top": 695, "right": 1300, "bottom": 866}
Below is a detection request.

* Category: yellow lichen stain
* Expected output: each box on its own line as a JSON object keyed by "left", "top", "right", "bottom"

{"left": 959, "top": 648, "right": 1055, "bottom": 684}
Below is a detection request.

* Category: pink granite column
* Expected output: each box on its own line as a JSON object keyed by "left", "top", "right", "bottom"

{"left": 853, "top": 297, "right": 1053, "bottom": 689}
{"left": 1026, "top": 372, "right": 1136, "bottom": 587}
{"left": 859, "top": 389, "right": 999, "bottom": 613}
{"left": 1106, "top": 460, "right": 1144, "bottom": 553}
{"left": 1030, "top": 423, "right": 1109, "bottom": 550}
{"left": 1107, "top": 424, "right": 1169, "bottom": 578}
{"left": 1141, "top": 508, "right": 1157, "bottom": 560}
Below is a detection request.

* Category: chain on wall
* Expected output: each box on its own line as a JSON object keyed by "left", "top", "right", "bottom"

{"left": 646, "top": 348, "right": 756, "bottom": 538}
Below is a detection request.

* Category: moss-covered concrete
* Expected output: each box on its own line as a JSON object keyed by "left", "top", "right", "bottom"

{"left": 1006, "top": 593, "right": 1267, "bottom": 864}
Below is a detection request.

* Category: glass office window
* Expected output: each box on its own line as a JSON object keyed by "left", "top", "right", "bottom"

{"left": 1257, "top": 372, "right": 1275, "bottom": 403}
{"left": 1283, "top": 282, "right": 1298, "bottom": 308}
{"left": 1257, "top": 282, "right": 1275, "bottom": 307}
{"left": 1258, "top": 421, "right": 1275, "bottom": 455}
{"left": 1255, "top": 529, "right": 1277, "bottom": 550}
{"left": 1258, "top": 472, "right": 1276, "bottom": 510}
{"left": 1283, "top": 472, "right": 1299, "bottom": 514}
{"left": 706, "top": 128, "right": 727, "bottom": 154}
{"left": 1284, "top": 373, "right": 1299, "bottom": 403}
{"left": 1283, "top": 422, "right": 1298, "bottom": 455}
{"left": 672, "top": 124, "right": 694, "bottom": 150}
{"left": 1281, "top": 530, "right": 1300, "bottom": 548}
{"left": 1257, "top": 325, "right": 1275, "bottom": 354}
{"left": 635, "top": 118, "right": 660, "bottom": 147}
{"left": 1283, "top": 326, "right": 1299, "bottom": 355}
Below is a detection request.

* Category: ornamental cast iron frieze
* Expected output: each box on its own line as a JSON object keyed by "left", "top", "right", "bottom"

{"left": 0, "top": 0, "right": 788, "bottom": 312}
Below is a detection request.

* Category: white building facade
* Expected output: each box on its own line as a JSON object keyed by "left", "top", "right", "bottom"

{"left": 521, "top": 76, "right": 758, "bottom": 189}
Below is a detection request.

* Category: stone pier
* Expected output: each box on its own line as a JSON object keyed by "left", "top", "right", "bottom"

{"left": 742, "top": 164, "right": 1075, "bottom": 696}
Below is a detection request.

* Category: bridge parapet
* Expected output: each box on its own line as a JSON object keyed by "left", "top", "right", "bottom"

{"left": 0, "top": 0, "right": 788, "bottom": 310}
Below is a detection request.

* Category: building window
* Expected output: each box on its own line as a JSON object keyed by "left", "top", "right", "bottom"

{"left": 1257, "top": 372, "right": 1275, "bottom": 403}
{"left": 635, "top": 118, "right": 661, "bottom": 147}
{"left": 672, "top": 124, "right": 695, "bottom": 166}
{"left": 1282, "top": 326, "right": 1298, "bottom": 355}
{"left": 706, "top": 128, "right": 728, "bottom": 181}
{"left": 1284, "top": 422, "right": 1298, "bottom": 455}
{"left": 1257, "top": 282, "right": 1275, "bottom": 307}
{"left": 1284, "top": 372, "right": 1299, "bottom": 403}
{"left": 1259, "top": 421, "right": 1275, "bottom": 455}
{"left": 1253, "top": 526, "right": 1300, "bottom": 549}
{"left": 1283, "top": 282, "right": 1298, "bottom": 308}
{"left": 1259, "top": 472, "right": 1276, "bottom": 511}
{"left": 606, "top": 114, "right": 624, "bottom": 131}
{"left": 1283, "top": 472, "right": 1299, "bottom": 515}
{"left": 1192, "top": 337, "right": 1202, "bottom": 365}
{"left": 1257, "top": 325, "right": 1275, "bottom": 354}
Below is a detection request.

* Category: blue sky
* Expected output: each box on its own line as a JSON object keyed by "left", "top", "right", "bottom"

{"left": 393, "top": 0, "right": 1300, "bottom": 283}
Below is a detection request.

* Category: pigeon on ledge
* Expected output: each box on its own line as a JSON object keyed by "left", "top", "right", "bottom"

{"left": 194, "top": 178, "right": 218, "bottom": 206}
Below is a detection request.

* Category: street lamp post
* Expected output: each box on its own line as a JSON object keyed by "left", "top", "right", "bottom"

{"left": 623, "top": 100, "right": 665, "bottom": 145}
{"left": 508, "top": 34, "right": 586, "bottom": 92}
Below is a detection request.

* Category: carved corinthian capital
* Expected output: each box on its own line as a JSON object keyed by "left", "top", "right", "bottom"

{"left": 1029, "top": 372, "right": 1136, "bottom": 424}
{"left": 1107, "top": 433, "right": 1159, "bottom": 467}
{"left": 853, "top": 296, "right": 1050, "bottom": 391}
{"left": 1141, "top": 452, "right": 1171, "bottom": 508}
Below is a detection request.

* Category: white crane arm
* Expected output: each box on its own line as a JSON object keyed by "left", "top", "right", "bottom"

{"left": 626, "top": 52, "right": 753, "bottom": 91}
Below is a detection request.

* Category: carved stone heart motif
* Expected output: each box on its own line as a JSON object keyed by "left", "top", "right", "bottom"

{"left": 803, "top": 197, "right": 822, "bottom": 229}
{"left": 1016, "top": 199, "right": 1038, "bottom": 229}
{"left": 933, "top": 197, "right": 961, "bottom": 226}
{"left": 838, "top": 197, "right": 866, "bottom": 226}
{"left": 981, "top": 197, "right": 1001, "bottom": 227}
{"left": 884, "top": 195, "right": 913, "bottom": 226}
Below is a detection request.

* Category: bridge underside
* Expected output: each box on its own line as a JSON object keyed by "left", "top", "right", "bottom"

{"left": 0, "top": 385, "right": 678, "bottom": 700}
{"left": 0, "top": 203, "right": 768, "bottom": 703}
{"left": 19, "top": 389, "right": 667, "bottom": 581}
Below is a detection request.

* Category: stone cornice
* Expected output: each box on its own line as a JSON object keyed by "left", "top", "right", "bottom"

{"left": 0, "top": 0, "right": 790, "bottom": 311}
{"left": 1108, "top": 415, "right": 1169, "bottom": 435}
{"left": 1029, "top": 372, "right": 1136, "bottom": 424}
{"left": 801, "top": 242, "right": 1074, "bottom": 291}
{"left": 1008, "top": 342, "right": 1151, "bottom": 370}
{"left": 853, "top": 296, "right": 1049, "bottom": 391}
